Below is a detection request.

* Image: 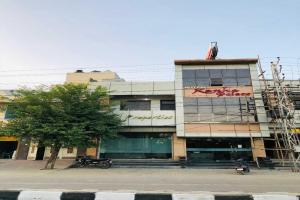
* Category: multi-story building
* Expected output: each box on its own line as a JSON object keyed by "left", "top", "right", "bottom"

{"left": 174, "top": 58, "right": 270, "bottom": 162}
{"left": 1, "top": 58, "right": 299, "bottom": 163}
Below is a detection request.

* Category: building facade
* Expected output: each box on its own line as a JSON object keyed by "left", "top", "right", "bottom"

{"left": 1, "top": 59, "right": 300, "bottom": 163}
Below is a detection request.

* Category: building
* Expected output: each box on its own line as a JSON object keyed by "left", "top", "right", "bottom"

{"left": 174, "top": 58, "right": 269, "bottom": 162}
{"left": 1, "top": 59, "right": 299, "bottom": 163}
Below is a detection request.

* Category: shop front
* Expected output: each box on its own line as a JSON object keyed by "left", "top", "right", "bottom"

{"left": 100, "top": 132, "right": 172, "bottom": 159}
{"left": 0, "top": 136, "right": 18, "bottom": 159}
{"left": 186, "top": 138, "right": 252, "bottom": 162}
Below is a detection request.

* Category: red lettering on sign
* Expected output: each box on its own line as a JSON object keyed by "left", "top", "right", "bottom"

{"left": 192, "top": 87, "right": 251, "bottom": 97}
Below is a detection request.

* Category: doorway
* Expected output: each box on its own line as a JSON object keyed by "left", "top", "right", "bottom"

{"left": 35, "top": 146, "right": 45, "bottom": 160}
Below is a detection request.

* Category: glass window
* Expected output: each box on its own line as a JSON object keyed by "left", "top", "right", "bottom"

{"left": 225, "top": 98, "right": 240, "bottom": 106}
{"left": 223, "top": 78, "right": 238, "bottom": 86}
{"left": 213, "top": 114, "right": 227, "bottom": 122}
{"left": 198, "top": 106, "right": 213, "bottom": 113}
{"left": 195, "top": 79, "right": 210, "bottom": 86}
{"left": 120, "top": 100, "right": 151, "bottom": 110}
{"left": 226, "top": 106, "right": 241, "bottom": 114}
{"left": 182, "top": 70, "right": 196, "bottom": 79}
{"left": 184, "top": 114, "right": 198, "bottom": 122}
{"left": 210, "top": 78, "right": 223, "bottom": 86}
{"left": 237, "top": 77, "right": 251, "bottom": 86}
{"left": 197, "top": 98, "right": 212, "bottom": 106}
{"left": 196, "top": 69, "right": 210, "bottom": 78}
{"left": 222, "top": 69, "right": 237, "bottom": 78}
{"left": 160, "top": 100, "right": 175, "bottom": 110}
{"left": 199, "top": 114, "right": 213, "bottom": 122}
{"left": 227, "top": 115, "right": 242, "bottom": 122}
{"left": 183, "top": 79, "right": 196, "bottom": 87}
{"left": 212, "top": 98, "right": 225, "bottom": 106}
{"left": 184, "top": 105, "right": 198, "bottom": 114}
{"left": 4, "top": 105, "right": 15, "bottom": 119}
{"left": 212, "top": 106, "right": 226, "bottom": 114}
{"left": 184, "top": 97, "right": 197, "bottom": 105}
{"left": 237, "top": 69, "right": 251, "bottom": 78}
{"left": 209, "top": 69, "right": 222, "bottom": 78}
{"left": 294, "top": 100, "right": 300, "bottom": 110}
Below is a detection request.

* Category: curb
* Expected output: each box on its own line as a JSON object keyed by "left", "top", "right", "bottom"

{"left": 0, "top": 191, "right": 299, "bottom": 200}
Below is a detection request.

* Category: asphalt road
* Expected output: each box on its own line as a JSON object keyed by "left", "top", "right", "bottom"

{"left": 0, "top": 160, "right": 299, "bottom": 194}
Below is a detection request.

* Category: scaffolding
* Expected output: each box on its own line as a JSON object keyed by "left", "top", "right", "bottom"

{"left": 258, "top": 57, "right": 300, "bottom": 171}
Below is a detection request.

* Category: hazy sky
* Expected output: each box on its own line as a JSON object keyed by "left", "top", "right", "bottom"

{"left": 0, "top": 0, "right": 300, "bottom": 89}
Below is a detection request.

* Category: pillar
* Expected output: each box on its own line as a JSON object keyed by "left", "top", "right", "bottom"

{"left": 172, "top": 133, "right": 186, "bottom": 160}
{"left": 251, "top": 137, "right": 266, "bottom": 160}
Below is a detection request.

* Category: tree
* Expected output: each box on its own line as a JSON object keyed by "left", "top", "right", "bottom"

{"left": 0, "top": 84, "right": 122, "bottom": 169}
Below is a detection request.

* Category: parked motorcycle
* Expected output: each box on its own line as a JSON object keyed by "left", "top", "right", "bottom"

{"left": 235, "top": 158, "right": 250, "bottom": 175}
{"left": 75, "top": 156, "right": 112, "bottom": 169}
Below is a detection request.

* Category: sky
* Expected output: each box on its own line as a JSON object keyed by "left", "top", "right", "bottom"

{"left": 0, "top": 0, "right": 300, "bottom": 89}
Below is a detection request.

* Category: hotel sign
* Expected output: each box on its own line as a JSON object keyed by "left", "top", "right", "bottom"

{"left": 184, "top": 86, "right": 253, "bottom": 97}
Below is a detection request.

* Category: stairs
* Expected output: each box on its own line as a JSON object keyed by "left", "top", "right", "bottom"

{"left": 187, "top": 160, "right": 238, "bottom": 169}
{"left": 111, "top": 159, "right": 180, "bottom": 168}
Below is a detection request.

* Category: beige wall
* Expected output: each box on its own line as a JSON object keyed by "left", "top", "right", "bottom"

{"left": 172, "top": 133, "right": 186, "bottom": 160}
{"left": 251, "top": 138, "right": 266, "bottom": 160}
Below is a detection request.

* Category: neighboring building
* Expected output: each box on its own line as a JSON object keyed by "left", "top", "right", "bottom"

{"left": 0, "top": 90, "right": 29, "bottom": 159}
{"left": 89, "top": 81, "right": 180, "bottom": 159}
{"left": 66, "top": 70, "right": 123, "bottom": 84}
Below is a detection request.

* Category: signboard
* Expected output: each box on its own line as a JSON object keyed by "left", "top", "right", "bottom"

{"left": 184, "top": 86, "right": 253, "bottom": 97}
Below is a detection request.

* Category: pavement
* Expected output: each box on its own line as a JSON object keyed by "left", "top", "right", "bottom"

{"left": 0, "top": 160, "right": 300, "bottom": 196}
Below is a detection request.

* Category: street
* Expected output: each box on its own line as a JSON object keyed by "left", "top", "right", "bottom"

{"left": 0, "top": 160, "right": 299, "bottom": 194}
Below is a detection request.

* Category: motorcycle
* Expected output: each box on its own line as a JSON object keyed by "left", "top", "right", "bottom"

{"left": 235, "top": 158, "right": 250, "bottom": 175}
{"left": 75, "top": 156, "right": 112, "bottom": 169}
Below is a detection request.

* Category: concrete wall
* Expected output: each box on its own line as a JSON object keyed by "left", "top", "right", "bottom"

{"left": 90, "top": 81, "right": 175, "bottom": 96}
{"left": 172, "top": 134, "right": 186, "bottom": 160}
{"left": 251, "top": 138, "right": 266, "bottom": 160}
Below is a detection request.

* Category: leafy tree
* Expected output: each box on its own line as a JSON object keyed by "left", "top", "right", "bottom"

{"left": 0, "top": 84, "right": 122, "bottom": 169}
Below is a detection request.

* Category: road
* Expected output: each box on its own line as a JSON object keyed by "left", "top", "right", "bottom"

{"left": 0, "top": 160, "right": 299, "bottom": 194}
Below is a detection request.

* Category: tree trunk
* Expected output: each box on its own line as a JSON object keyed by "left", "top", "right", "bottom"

{"left": 43, "top": 146, "right": 60, "bottom": 169}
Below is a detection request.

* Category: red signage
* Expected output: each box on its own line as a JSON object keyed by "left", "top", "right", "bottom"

{"left": 192, "top": 87, "right": 251, "bottom": 97}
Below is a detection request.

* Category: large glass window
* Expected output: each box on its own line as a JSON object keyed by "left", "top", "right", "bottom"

{"left": 183, "top": 97, "right": 257, "bottom": 123}
{"left": 120, "top": 100, "right": 151, "bottom": 110}
{"left": 182, "top": 69, "right": 252, "bottom": 87}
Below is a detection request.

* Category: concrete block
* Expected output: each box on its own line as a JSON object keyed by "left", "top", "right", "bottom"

{"left": 173, "top": 193, "right": 214, "bottom": 200}
{"left": 95, "top": 192, "right": 135, "bottom": 200}
{"left": 18, "top": 191, "right": 62, "bottom": 200}
{"left": 252, "top": 194, "right": 298, "bottom": 200}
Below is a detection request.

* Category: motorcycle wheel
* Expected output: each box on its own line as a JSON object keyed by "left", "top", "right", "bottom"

{"left": 98, "top": 162, "right": 110, "bottom": 169}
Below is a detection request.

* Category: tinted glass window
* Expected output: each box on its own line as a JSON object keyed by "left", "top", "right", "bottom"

{"left": 222, "top": 69, "right": 237, "bottom": 78}
{"left": 196, "top": 69, "right": 210, "bottom": 78}
{"left": 182, "top": 70, "right": 196, "bottom": 79}
{"left": 160, "top": 100, "right": 175, "bottom": 110}
{"left": 184, "top": 97, "right": 198, "bottom": 105}
{"left": 197, "top": 98, "right": 212, "bottom": 106}
{"left": 183, "top": 79, "right": 196, "bottom": 87}
{"left": 196, "top": 79, "right": 210, "bottom": 86}
{"left": 120, "top": 100, "right": 151, "bottom": 110}
{"left": 209, "top": 69, "right": 222, "bottom": 78}
{"left": 237, "top": 69, "right": 251, "bottom": 78}
{"left": 211, "top": 78, "right": 223, "bottom": 86}
{"left": 223, "top": 78, "right": 238, "bottom": 86}
{"left": 184, "top": 105, "right": 198, "bottom": 114}
{"left": 238, "top": 77, "right": 251, "bottom": 86}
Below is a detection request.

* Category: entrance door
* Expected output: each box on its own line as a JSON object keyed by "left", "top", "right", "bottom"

{"left": 186, "top": 138, "right": 252, "bottom": 162}
{"left": 35, "top": 146, "right": 45, "bottom": 160}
